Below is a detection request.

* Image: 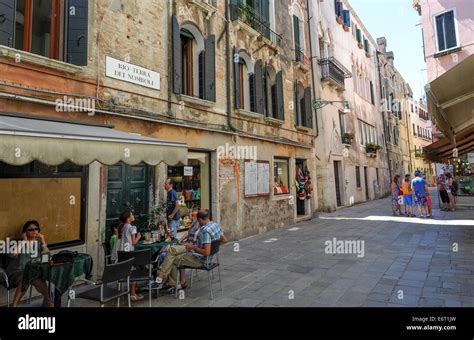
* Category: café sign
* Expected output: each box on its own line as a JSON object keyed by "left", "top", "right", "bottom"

{"left": 105, "top": 56, "right": 160, "bottom": 90}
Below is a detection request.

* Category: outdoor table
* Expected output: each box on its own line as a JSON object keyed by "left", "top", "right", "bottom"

{"left": 21, "top": 253, "right": 92, "bottom": 307}
{"left": 135, "top": 239, "right": 179, "bottom": 255}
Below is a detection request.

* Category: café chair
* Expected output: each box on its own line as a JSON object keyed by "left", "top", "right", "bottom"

{"left": 0, "top": 254, "right": 33, "bottom": 307}
{"left": 176, "top": 240, "right": 223, "bottom": 300}
{"left": 67, "top": 258, "right": 134, "bottom": 308}
{"left": 101, "top": 242, "right": 113, "bottom": 266}
{"left": 117, "top": 249, "right": 155, "bottom": 307}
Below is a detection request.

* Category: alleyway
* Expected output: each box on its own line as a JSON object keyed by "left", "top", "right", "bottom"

{"left": 64, "top": 189, "right": 474, "bottom": 308}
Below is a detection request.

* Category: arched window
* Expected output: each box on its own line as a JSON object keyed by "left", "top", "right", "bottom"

{"left": 292, "top": 4, "right": 305, "bottom": 61}
{"left": 234, "top": 50, "right": 255, "bottom": 112}
{"left": 180, "top": 25, "right": 205, "bottom": 98}
{"left": 171, "top": 17, "right": 216, "bottom": 101}
{"left": 294, "top": 82, "right": 312, "bottom": 128}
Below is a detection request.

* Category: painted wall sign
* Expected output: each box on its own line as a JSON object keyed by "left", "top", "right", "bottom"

{"left": 105, "top": 56, "right": 161, "bottom": 90}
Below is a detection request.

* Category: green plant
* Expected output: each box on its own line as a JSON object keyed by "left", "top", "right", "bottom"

{"left": 135, "top": 201, "right": 168, "bottom": 234}
{"left": 366, "top": 143, "right": 382, "bottom": 153}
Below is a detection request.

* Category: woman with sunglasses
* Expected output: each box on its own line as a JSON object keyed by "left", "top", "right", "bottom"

{"left": 6, "top": 220, "right": 53, "bottom": 307}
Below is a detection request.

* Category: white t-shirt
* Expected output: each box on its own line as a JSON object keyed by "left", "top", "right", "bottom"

{"left": 112, "top": 223, "right": 137, "bottom": 261}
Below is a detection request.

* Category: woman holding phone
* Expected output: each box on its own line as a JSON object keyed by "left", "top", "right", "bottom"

{"left": 6, "top": 220, "right": 53, "bottom": 307}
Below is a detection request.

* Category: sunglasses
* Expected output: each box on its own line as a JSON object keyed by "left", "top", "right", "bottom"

{"left": 27, "top": 228, "right": 39, "bottom": 232}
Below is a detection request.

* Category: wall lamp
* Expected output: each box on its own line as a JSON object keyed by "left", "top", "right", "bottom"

{"left": 313, "top": 99, "right": 350, "bottom": 113}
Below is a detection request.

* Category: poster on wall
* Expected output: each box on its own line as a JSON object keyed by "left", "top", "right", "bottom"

{"left": 245, "top": 161, "right": 270, "bottom": 197}
{"left": 257, "top": 161, "right": 270, "bottom": 195}
{"left": 245, "top": 161, "right": 258, "bottom": 197}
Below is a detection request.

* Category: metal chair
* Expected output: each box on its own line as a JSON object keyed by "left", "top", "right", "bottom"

{"left": 102, "top": 242, "right": 112, "bottom": 266}
{"left": 67, "top": 257, "right": 134, "bottom": 308}
{"left": 176, "top": 240, "right": 223, "bottom": 299}
{"left": 117, "top": 249, "right": 155, "bottom": 307}
{"left": 0, "top": 254, "right": 33, "bottom": 307}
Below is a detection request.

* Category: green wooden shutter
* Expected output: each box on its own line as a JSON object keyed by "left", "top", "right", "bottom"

{"left": 254, "top": 60, "right": 264, "bottom": 114}
{"left": 0, "top": 0, "right": 15, "bottom": 47}
{"left": 172, "top": 16, "right": 182, "bottom": 94}
{"left": 67, "top": 0, "right": 89, "bottom": 66}
{"left": 204, "top": 34, "right": 216, "bottom": 102}
{"left": 275, "top": 71, "right": 284, "bottom": 121}
{"left": 304, "top": 87, "right": 312, "bottom": 128}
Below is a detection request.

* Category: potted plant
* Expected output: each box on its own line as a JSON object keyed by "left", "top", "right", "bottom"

{"left": 341, "top": 132, "right": 354, "bottom": 145}
{"left": 366, "top": 143, "right": 382, "bottom": 155}
{"left": 135, "top": 201, "right": 169, "bottom": 241}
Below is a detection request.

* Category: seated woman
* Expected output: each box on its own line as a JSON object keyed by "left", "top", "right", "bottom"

{"left": 6, "top": 220, "right": 53, "bottom": 307}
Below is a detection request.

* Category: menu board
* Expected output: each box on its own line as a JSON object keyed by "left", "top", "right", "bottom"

{"left": 245, "top": 161, "right": 270, "bottom": 197}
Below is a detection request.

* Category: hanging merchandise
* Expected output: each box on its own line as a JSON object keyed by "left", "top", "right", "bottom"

{"left": 296, "top": 167, "right": 306, "bottom": 200}
{"left": 304, "top": 166, "right": 313, "bottom": 199}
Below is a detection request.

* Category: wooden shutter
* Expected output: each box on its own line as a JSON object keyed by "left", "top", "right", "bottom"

{"left": 198, "top": 51, "right": 205, "bottom": 99}
{"left": 204, "top": 34, "right": 216, "bottom": 102}
{"left": 233, "top": 46, "right": 240, "bottom": 109}
{"left": 230, "top": 0, "right": 239, "bottom": 21}
{"left": 249, "top": 73, "right": 255, "bottom": 112}
{"left": 275, "top": 71, "right": 284, "bottom": 121}
{"left": 172, "top": 16, "right": 182, "bottom": 94}
{"left": 0, "top": 0, "right": 15, "bottom": 47}
{"left": 343, "top": 9, "right": 350, "bottom": 26}
{"left": 67, "top": 0, "right": 89, "bottom": 66}
{"left": 293, "top": 15, "right": 300, "bottom": 49}
{"left": 254, "top": 60, "right": 264, "bottom": 114}
{"left": 304, "top": 87, "right": 312, "bottom": 128}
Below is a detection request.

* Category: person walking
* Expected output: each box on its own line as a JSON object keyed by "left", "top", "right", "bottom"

{"left": 402, "top": 174, "right": 415, "bottom": 217}
{"left": 390, "top": 175, "right": 402, "bottom": 216}
{"left": 164, "top": 178, "right": 181, "bottom": 239}
{"left": 445, "top": 173, "right": 456, "bottom": 211}
{"left": 437, "top": 170, "right": 450, "bottom": 211}
{"left": 411, "top": 170, "right": 429, "bottom": 218}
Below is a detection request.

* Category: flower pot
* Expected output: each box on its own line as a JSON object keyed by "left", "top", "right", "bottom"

{"left": 336, "top": 16, "right": 343, "bottom": 25}
{"left": 343, "top": 25, "right": 349, "bottom": 32}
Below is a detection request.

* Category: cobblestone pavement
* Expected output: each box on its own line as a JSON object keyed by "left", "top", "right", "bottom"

{"left": 65, "top": 189, "right": 474, "bottom": 307}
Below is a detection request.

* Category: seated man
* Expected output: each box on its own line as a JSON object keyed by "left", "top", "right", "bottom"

{"left": 151, "top": 210, "right": 227, "bottom": 290}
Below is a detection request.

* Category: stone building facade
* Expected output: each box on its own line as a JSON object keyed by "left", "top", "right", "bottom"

{"left": 0, "top": 0, "right": 317, "bottom": 287}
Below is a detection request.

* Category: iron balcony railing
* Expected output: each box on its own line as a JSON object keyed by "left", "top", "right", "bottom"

{"left": 230, "top": 1, "right": 283, "bottom": 47}
{"left": 295, "top": 44, "right": 304, "bottom": 62}
{"left": 319, "top": 57, "right": 352, "bottom": 90}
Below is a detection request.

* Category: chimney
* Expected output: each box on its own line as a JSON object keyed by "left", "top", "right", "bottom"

{"left": 386, "top": 51, "right": 394, "bottom": 66}
{"left": 377, "top": 37, "right": 387, "bottom": 54}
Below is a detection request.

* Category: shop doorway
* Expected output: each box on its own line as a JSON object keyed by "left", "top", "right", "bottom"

{"left": 106, "top": 163, "right": 151, "bottom": 240}
{"left": 333, "top": 161, "right": 342, "bottom": 207}
{"left": 295, "top": 159, "right": 306, "bottom": 216}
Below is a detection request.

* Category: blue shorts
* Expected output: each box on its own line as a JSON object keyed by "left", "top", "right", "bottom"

{"left": 404, "top": 194, "right": 413, "bottom": 206}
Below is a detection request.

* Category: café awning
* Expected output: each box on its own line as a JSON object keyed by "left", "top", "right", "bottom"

{"left": 424, "top": 125, "right": 474, "bottom": 163}
{"left": 425, "top": 54, "right": 474, "bottom": 142}
{"left": 0, "top": 114, "right": 188, "bottom": 166}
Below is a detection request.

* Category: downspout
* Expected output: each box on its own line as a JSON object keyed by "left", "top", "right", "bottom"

{"left": 376, "top": 51, "right": 392, "bottom": 182}
{"left": 168, "top": 0, "right": 176, "bottom": 118}
{"left": 405, "top": 101, "right": 413, "bottom": 173}
{"left": 225, "top": 0, "right": 236, "bottom": 132}
{"left": 306, "top": 0, "right": 319, "bottom": 139}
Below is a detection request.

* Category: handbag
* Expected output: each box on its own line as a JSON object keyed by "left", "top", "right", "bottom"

{"left": 51, "top": 250, "right": 78, "bottom": 264}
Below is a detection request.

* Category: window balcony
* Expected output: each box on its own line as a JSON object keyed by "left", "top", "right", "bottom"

{"left": 319, "top": 57, "right": 351, "bottom": 90}
{"left": 230, "top": 1, "right": 283, "bottom": 47}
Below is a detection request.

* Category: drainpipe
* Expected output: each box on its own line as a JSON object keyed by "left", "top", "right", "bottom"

{"left": 306, "top": 0, "right": 319, "bottom": 139}
{"left": 225, "top": 0, "right": 236, "bottom": 132}
{"left": 376, "top": 51, "right": 392, "bottom": 182}
{"left": 405, "top": 98, "right": 413, "bottom": 173}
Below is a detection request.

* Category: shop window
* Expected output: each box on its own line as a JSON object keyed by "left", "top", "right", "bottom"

{"left": 273, "top": 158, "right": 289, "bottom": 195}
{"left": 0, "top": 161, "right": 86, "bottom": 248}
{"left": 167, "top": 153, "right": 210, "bottom": 215}
{"left": 0, "top": 0, "right": 88, "bottom": 65}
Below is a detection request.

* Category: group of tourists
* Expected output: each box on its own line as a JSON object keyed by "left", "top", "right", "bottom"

{"left": 390, "top": 169, "right": 457, "bottom": 218}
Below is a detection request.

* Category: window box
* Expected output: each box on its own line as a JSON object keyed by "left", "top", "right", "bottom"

{"left": 341, "top": 132, "right": 354, "bottom": 146}
{"left": 415, "top": 151, "right": 424, "bottom": 159}
{"left": 178, "top": 95, "right": 215, "bottom": 108}
{"left": 365, "top": 143, "right": 382, "bottom": 156}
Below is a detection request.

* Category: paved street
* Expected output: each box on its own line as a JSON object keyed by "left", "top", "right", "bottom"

{"left": 65, "top": 189, "right": 474, "bottom": 308}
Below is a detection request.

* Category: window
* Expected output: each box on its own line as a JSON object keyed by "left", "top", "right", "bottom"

{"left": 339, "top": 111, "right": 345, "bottom": 134}
{"left": 369, "top": 81, "right": 375, "bottom": 105}
{"left": 355, "top": 166, "right": 361, "bottom": 188}
{"left": 435, "top": 10, "right": 458, "bottom": 52}
{"left": 376, "top": 168, "right": 379, "bottom": 186}
{"left": 0, "top": 161, "right": 86, "bottom": 247}
{"left": 358, "top": 120, "right": 377, "bottom": 145}
{"left": 234, "top": 51, "right": 256, "bottom": 112}
{"left": 180, "top": 27, "right": 206, "bottom": 98}
{"left": 0, "top": 0, "right": 88, "bottom": 65}
{"left": 411, "top": 104, "right": 414, "bottom": 113}
{"left": 292, "top": 4, "right": 305, "bottom": 61}
{"left": 274, "top": 158, "right": 289, "bottom": 195}
{"left": 413, "top": 123, "right": 416, "bottom": 136}
{"left": 356, "top": 27, "right": 361, "bottom": 44}
{"left": 294, "top": 83, "right": 312, "bottom": 128}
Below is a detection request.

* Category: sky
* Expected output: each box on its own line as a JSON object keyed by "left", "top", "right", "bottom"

{"left": 349, "top": 0, "right": 428, "bottom": 101}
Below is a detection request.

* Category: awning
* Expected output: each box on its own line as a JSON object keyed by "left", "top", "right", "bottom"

{"left": 424, "top": 125, "right": 474, "bottom": 163}
{"left": 425, "top": 54, "right": 474, "bottom": 142}
{"left": 0, "top": 114, "right": 188, "bottom": 166}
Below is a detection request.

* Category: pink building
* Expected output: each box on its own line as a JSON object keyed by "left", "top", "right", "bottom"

{"left": 414, "top": 0, "right": 474, "bottom": 162}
